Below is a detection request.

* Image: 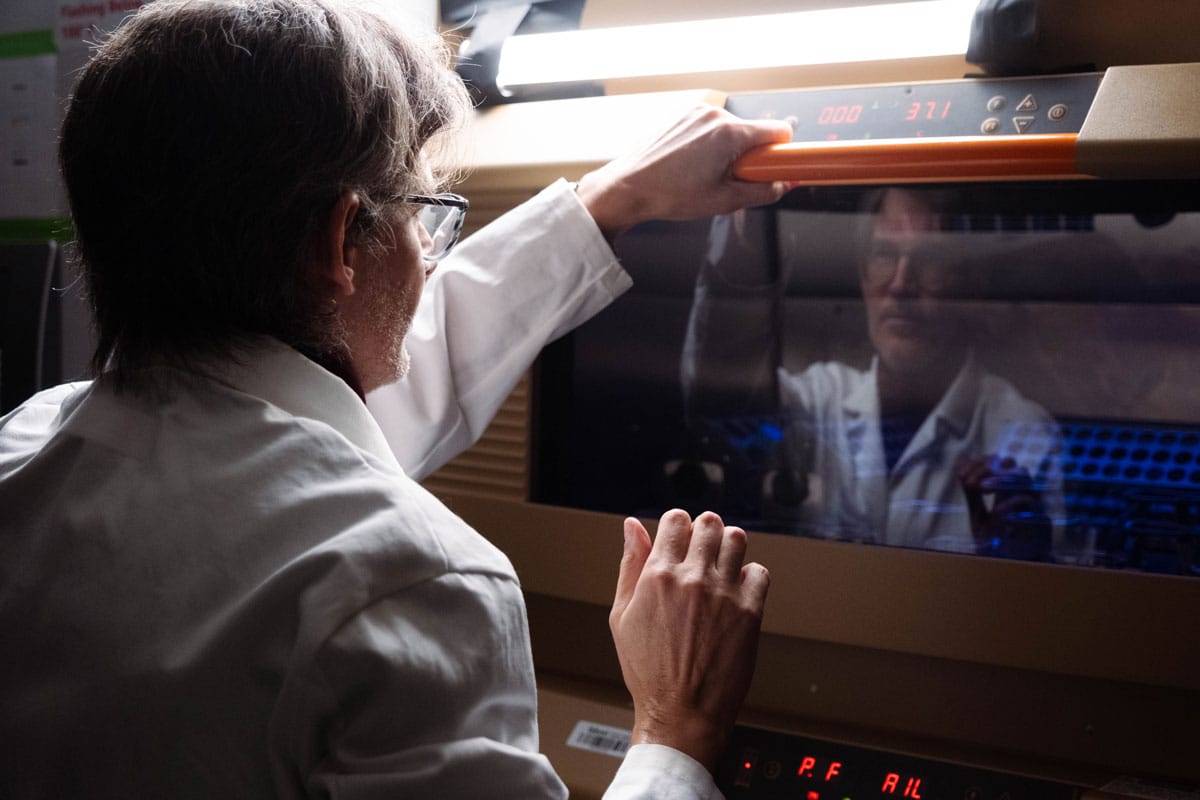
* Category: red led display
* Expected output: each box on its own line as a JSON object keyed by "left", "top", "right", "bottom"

{"left": 905, "top": 100, "right": 952, "bottom": 121}
{"left": 882, "top": 773, "right": 924, "bottom": 798}
{"left": 815, "top": 100, "right": 954, "bottom": 127}
{"left": 817, "top": 104, "right": 863, "bottom": 125}
{"left": 726, "top": 721, "right": 1080, "bottom": 798}
{"left": 791, "top": 754, "right": 927, "bottom": 798}
{"left": 797, "top": 756, "right": 845, "bottom": 783}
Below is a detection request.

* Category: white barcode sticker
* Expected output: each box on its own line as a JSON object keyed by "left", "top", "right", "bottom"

{"left": 566, "top": 720, "right": 632, "bottom": 759}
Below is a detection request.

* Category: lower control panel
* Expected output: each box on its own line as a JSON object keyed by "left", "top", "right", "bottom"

{"left": 715, "top": 726, "right": 1080, "bottom": 800}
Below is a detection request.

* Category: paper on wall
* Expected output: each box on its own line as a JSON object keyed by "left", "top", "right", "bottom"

{"left": 0, "top": 54, "right": 59, "bottom": 219}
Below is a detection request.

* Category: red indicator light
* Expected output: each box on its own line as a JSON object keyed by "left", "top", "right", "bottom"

{"left": 807, "top": 792, "right": 820, "bottom": 800}
{"left": 735, "top": 748, "right": 758, "bottom": 789}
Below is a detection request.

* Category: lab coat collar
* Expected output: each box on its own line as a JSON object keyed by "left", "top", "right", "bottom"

{"left": 211, "top": 338, "right": 403, "bottom": 471}
{"left": 929, "top": 352, "right": 982, "bottom": 441}
{"left": 841, "top": 353, "right": 979, "bottom": 479}
{"left": 843, "top": 358, "right": 881, "bottom": 420}
{"left": 841, "top": 353, "right": 979, "bottom": 438}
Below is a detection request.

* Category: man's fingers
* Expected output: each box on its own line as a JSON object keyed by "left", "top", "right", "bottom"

{"left": 723, "top": 118, "right": 793, "bottom": 209}
{"left": 715, "top": 525, "right": 749, "bottom": 581}
{"left": 741, "top": 561, "right": 771, "bottom": 609}
{"left": 737, "top": 120, "right": 794, "bottom": 149}
{"left": 686, "top": 511, "right": 725, "bottom": 566}
{"left": 612, "top": 517, "right": 652, "bottom": 617}
{"left": 651, "top": 508, "right": 694, "bottom": 564}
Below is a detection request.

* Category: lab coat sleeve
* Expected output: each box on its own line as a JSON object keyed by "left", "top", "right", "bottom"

{"left": 294, "top": 572, "right": 722, "bottom": 800}
{"left": 603, "top": 745, "right": 725, "bottom": 800}
{"left": 680, "top": 210, "right": 782, "bottom": 424}
{"left": 300, "top": 571, "right": 570, "bottom": 800}
{"left": 367, "top": 179, "right": 633, "bottom": 480}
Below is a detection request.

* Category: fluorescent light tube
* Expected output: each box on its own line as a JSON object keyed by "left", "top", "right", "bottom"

{"left": 495, "top": 0, "right": 977, "bottom": 91}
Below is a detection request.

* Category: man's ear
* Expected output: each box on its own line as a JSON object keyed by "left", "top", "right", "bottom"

{"left": 325, "top": 191, "right": 362, "bottom": 297}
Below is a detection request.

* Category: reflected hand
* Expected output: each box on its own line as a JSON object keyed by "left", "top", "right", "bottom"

{"left": 956, "top": 454, "right": 1051, "bottom": 559}
{"left": 577, "top": 105, "right": 794, "bottom": 239}
{"left": 610, "top": 509, "right": 770, "bottom": 771}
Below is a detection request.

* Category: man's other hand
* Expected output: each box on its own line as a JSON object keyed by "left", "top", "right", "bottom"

{"left": 610, "top": 509, "right": 771, "bottom": 772}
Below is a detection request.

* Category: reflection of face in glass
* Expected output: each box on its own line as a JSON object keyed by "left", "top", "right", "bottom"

{"left": 862, "top": 239, "right": 959, "bottom": 294}
{"left": 860, "top": 189, "right": 968, "bottom": 379}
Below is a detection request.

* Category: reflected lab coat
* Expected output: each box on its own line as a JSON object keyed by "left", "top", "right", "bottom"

{"left": 779, "top": 355, "right": 1062, "bottom": 552}
{"left": 0, "top": 181, "right": 720, "bottom": 799}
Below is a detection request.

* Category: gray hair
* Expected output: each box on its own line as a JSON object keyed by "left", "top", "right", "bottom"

{"left": 60, "top": 0, "right": 472, "bottom": 390}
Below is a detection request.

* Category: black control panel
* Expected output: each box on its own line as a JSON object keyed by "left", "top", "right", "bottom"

{"left": 716, "top": 726, "right": 1081, "bottom": 800}
{"left": 726, "top": 73, "right": 1102, "bottom": 141}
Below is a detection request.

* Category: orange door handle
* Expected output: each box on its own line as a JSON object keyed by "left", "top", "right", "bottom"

{"left": 734, "top": 133, "right": 1082, "bottom": 184}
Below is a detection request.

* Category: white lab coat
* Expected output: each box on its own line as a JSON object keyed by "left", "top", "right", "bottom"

{"left": 0, "top": 180, "right": 720, "bottom": 799}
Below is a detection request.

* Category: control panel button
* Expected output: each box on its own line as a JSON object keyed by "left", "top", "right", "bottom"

{"left": 1016, "top": 93, "right": 1038, "bottom": 112}
{"left": 1048, "top": 103, "right": 1069, "bottom": 121}
{"left": 1013, "top": 115, "right": 1035, "bottom": 133}
{"left": 981, "top": 117, "right": 1001, "bottom": 134}
{"left": 986, "top": 95, "right": 1006, "bottom": 112}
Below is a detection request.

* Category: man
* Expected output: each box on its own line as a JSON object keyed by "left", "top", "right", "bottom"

{"left": 0, "top": 0, "right": 792, "bottom": 796}
{"left": 683, "top": 187, "right": 1060, "bottom": 555}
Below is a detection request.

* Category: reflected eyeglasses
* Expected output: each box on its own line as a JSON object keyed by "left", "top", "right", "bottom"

{"left": 862, "top": 239, "right": 959, "bottom": 293}
{"left": 402, "top": 193, "right": 469, "bottom": 262}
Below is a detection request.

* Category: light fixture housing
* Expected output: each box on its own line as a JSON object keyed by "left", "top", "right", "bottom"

{"left": 494, "top": 0, "right": 979, "bottom": 94}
